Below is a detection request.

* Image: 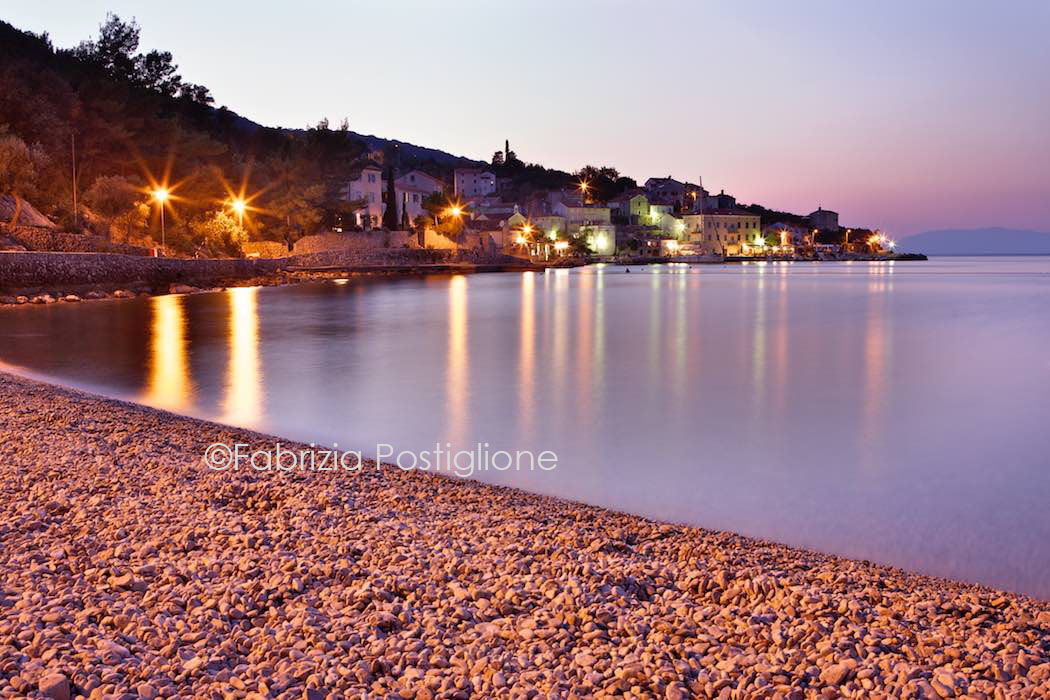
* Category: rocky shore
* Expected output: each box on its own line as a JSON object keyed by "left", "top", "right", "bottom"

{"left": 0, "top": 250, "right": 537, "bottom": 304}
{"left": 1, "top": 373, "right": 1048, "bottom": 699}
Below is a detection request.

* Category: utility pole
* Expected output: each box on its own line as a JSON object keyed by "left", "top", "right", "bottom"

{"left": 71, "top": 132, "right": 78, "bottom": 230}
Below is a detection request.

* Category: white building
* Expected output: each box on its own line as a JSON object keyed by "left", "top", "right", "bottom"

{"left": 343, "top": 165, "right": 384, "bottom": 228}
{"left": 386, "top": 170, "right": 444, "bottom": 223}
{"left": 454, "top": 169, "right": 497, "bottom": 199}
{"left": 552, "top": 202, "right": 611, "bottom": 234}
{"left": 682, "top": 210, "right": 762, "bottom": 255}
{"left": 808, "top": 207, "right": 839, "bottom": 231}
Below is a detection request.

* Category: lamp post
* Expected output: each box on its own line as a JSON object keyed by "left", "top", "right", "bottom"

{"left": 153, "top": 188, "right": 169, "bottom": 253}
{"left": 229, "top": 197, "right": 247, "bottom": 228}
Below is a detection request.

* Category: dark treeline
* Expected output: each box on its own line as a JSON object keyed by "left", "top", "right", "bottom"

{"left": 0, "top": 14, "right": 369, "bottom": 254}
{"left": 1, "top": 14, "right": 690, "bottom": 256}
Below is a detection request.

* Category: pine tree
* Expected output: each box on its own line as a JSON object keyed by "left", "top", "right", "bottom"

{"left": 382, "top": 166, "right": 399, "bottom": 230}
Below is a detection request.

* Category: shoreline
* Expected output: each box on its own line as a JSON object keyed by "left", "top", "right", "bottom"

{"left": 1, "top": 371, "right": 1048, "bottom": 698}
{"left": 0, "top": 252, "right": 922, "bottom": 307}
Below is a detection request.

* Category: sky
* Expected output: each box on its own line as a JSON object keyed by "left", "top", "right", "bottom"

{"left": 5, "top": 0, "right": 1050, "bottom": 235}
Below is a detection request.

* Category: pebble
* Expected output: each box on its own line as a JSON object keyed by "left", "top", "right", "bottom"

{"left": 38, "top": 673, "right": 70, "bottom": 700}
{"left": 0, "top": 371, "right": 1047, "bottom": 698}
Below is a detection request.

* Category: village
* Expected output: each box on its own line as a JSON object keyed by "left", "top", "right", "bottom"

{"left": 323, "top": 141, "right": 901, "bottom": 264}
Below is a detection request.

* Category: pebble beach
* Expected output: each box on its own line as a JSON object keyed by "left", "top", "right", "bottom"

{"left": 1, "top": 372, "right": 1048, "bottom": 699}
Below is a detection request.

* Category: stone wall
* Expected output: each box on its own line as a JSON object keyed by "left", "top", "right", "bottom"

{"left": 287, "top": 248, "right": 525, "bottom": 268}
{"left": 243, "top": 241, "right": 291, "bottom": 259}
{"left": 422, "top": 229, "right": 461, "bottom": 251}
{"left": 0, "top": 252, "right": 286, "bottom": 293}
{"left": 0, "top": 247, "right": 531, "bottom": 294}
{"left": 292, "top": 231, "right": 417, "bottom": 255}
{"left": 9, "top": 227, "right": 151, "bottom": 256}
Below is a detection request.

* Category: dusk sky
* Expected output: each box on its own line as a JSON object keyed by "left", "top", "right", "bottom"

{"left": 6, "top": 1, "right": 1049, "bottom": 235}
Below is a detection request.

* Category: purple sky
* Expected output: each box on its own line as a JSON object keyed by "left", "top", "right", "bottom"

{"left": 6, "top": 1, "right": 1049, "bottom": 234}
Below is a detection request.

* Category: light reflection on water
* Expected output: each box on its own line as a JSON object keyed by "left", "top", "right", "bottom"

{"left": 2, "top": 258, "right": 1050, "bottom": 597}
{"left": 222, "top": 287, "right": 263, "bottom": 427}
{"left": 144, "top": 294, "right": 191, "bottom": 412}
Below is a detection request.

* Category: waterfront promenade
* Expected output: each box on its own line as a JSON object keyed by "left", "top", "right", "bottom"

{"left": 1, "top": 372, "right": 1048, "bottom": 698}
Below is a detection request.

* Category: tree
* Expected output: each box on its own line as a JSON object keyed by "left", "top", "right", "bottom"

{"left": 177, "top": 83, "right": 213, "bottom": 105}
{"left": 83, "top": 174, "right": 139, "bottom": 239}
{"left": 262, "top": 156, "right": 325, "bottom": 245}
{"left": 569, "top": 233, "right": 591, "bottom": 256}
{"left": 381, "top": 166, "right": 399, "bottom": 230}
{"left": 575, "top": 165, "right": 632, "bottom": 203}
{"left": 188, "top": 210, "right": 247, "bottom": 257}
{"left": 0, "top": 133, "right": 48, "bottom": 229}
{"left": 137, "top": 50, "right": 181, "bottom": 97}
{"left": 420, "top": 191, "right": 446, "bottom": 219}
{"left": 75, "top": 14, "right": 141, "bottom": 84}
{"left": 491, "top": 150, "right": 504, "bottom": 167}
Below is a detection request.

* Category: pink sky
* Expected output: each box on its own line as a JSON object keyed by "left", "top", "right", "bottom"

{"left": 5, "top": 0, "right": 1049, "bottom": 234}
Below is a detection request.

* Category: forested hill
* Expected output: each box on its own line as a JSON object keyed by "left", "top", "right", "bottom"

{"left": 0, "top": 14, "right": 494, "bottom": 253}
{"left": 1, "top": 14, "right": 768, "bottom": 253}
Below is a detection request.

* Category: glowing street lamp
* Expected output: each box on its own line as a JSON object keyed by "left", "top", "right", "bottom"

{"left": 578, "top": 179, "right": 590, "bottom": 203}
{"left": 153, "top": 188, "right": 170, "bottom": 251}
{"left": 436, "top": 202, "right": 465, "bottom": 230}
{"left": 516, "top": 223, "right": 533, "bottom": 247}
{"left": 229, "top": 197, "right": 247, "bottom": 227}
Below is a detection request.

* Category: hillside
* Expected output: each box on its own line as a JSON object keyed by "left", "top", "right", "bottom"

{"left": 223, "top": 110, "right": 485, "bottom": 170}
{"left": 0, "top": 13, "right": 811, "bottom": 251}
{"left": 899, "top": 228, "right": 1050, "bottom": 256}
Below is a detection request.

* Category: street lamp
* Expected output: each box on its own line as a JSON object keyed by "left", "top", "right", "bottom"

{"left": 578, "top": 179, "right": 590, "bottom": 204}
{"left": 436, "top": 202, "right": 464, "bottom": 230}
{"left": 230, "top": 197, "right": 247, "bottom": 227}
{"left": 153, "top": 188, "right": 169, "bottom": 252}
{"left": 517, "top": 223, "right": 533, "bottom": 249}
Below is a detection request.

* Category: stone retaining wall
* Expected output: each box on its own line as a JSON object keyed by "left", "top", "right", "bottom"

{"left": 9, "top": 227, "right": 151, "bottom": 256}
{"left": 292, "top": 231, "right": 417, "bottom": 255}
{"left": 242, "top": 241, "right": 291, "bottom": 258}
{"left": 0, "top": 248, "right": 532, "bottom": 294}
{"left": 0, "top": 252, "right": 287, "bottom": 293}
{"left": 288, "top": 248, "right": 524, "bottom": 268}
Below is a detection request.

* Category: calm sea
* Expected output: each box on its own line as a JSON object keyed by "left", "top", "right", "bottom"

{"left": 2, "top": 256, "right": 1048, "bottom": 597}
